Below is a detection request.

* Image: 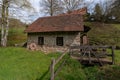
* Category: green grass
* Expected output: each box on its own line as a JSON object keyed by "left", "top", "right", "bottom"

{"left": 114, "top": 50, "right": 120, "bottom": 64}
{"left": 0, "top": 47, "right": 86, "bottom": 80}
{"left": 0, "top": 47, "right": 120, "bottom": 80}
{"left": 111, "top": 24, "right": 120, "bottom": 30}
{"left": 0, "top": 47, "right": 60, "bottom": 80}
{"left": 56, "top": 58, "right": 87, "bottom": 80}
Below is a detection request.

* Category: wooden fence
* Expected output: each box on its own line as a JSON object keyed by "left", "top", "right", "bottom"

{"left": 49, "top": 45, "right": 115, "bottom": 80}
{"left": 69, "top": 45, "right": 115, "bottom": 65}
{"left": 50, "top": 53, "right": 66, "bottom": 80}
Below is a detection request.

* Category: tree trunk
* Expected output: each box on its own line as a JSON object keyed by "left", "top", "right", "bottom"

{"left": 1, "top": 0, "right": 5, "bottom": 46}
{"left": 50, "top": 0, "right": 53, "bottom": 16}
{"left": 1, "top": 0, "right": 9, "bottom": 47}
{"left": 4, "top": 0, "right": 9, "bottom": 47}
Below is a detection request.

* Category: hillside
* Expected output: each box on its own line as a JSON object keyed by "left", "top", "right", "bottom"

{"left": 0, "top": 18, "right": 27, "bottom": 46}
{"left": 85, "top": 22, "right": 120, "bottom": 47}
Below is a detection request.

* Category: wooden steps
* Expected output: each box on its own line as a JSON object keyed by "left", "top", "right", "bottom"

{"left": 71, "top": 55, "right": 112, "bottom": 65}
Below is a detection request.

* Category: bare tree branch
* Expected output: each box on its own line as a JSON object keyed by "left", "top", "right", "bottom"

{"left": 62, "top": 0, "right": 83, "bottom": 12}
{"left": 40, "top": 0, "right": 63, "bottom": 16}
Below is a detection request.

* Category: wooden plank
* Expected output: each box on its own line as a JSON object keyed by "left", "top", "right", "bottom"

{"left": 50, "top": 58, "right": 55, "bottom": 80}
{"left": 55, "top": 53, "right": 66, "bottom": 65}
{"left": 88, "top": 51, "right": 91, "bottom": 64}
{"left": 92, "top": 52, "right": 103, "bottom": 66}
{"left": 71, "top": 56, "right": 112, "bottom": 64}
{"left": 54, "top": 60, "right": 66, "bottom": 77}
{"left": 70, "top": 45, "right": 114, "bottom": 65}
{"left": 105, "top": 53, "right": 112, "bottom": 56}
{"left": 111, "top": 46, "right": 115, "bottom": 64}
{"left": 70, "top": 45, "right": 111, "bottom": 50}
{"left": 50, "top": 53, "right": 67, "bottom": 80}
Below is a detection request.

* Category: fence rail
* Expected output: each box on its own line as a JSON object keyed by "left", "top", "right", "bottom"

{"left": 50, "top": 53, "right": 66, "bottom": 80}
{"left": 69, "top": 45, "right": 115, "bottom": 65}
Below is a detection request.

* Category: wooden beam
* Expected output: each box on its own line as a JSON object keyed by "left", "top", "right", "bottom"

{"left": 111, "top": 46, "right": 115, "bottom": 64}
{"left": 55, "top": 53, "right": 66, "bottom": 65}
{"left": 54, "top": 60, "right": 66, "bottom": 77}
{"left": 50, "top": 58, "right": 55, "bottom": 80}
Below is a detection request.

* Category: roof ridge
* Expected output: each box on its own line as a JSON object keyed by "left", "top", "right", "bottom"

{"left": 38, "top": 14, "right": 82, "bottom": 20}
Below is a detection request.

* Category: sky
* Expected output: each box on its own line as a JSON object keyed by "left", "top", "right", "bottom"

{"left": 30, "top": 0, "right": 40, "bottom": 12}
{"left": 8, "top": 0, "right": 42, "bottom": 24}
{"left": 17, "top": 0, "right": 106, "bottom": 23}
{"left": 16, "top": 0, "right": 43, "bottom": 23}
{"left": 0, "top": 0, "right": 107, "bottom": 23}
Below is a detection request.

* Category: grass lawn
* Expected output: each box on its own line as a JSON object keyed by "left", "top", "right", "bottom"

{"left": 0, "top": 47, "right": 120, "bottom": 80}
{"left": 114, "top": 50, "right": 120, "bottom": 64}
{"left": 0, "top": 47, "right": 60, "bottom": 80}
{"left": 0, "top": 47, "right": 86, "bottom": 80}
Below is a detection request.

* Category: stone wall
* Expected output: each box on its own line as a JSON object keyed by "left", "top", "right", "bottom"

{"left": 27, "top": 32, "right": 81, "bottom": 53}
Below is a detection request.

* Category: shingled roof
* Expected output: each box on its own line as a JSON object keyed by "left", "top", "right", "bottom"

{"left": 25, "top": 8, "right": 87, "bottom": 33}
{"left": 25, "top": 14, "right": 84, "bottom": 33}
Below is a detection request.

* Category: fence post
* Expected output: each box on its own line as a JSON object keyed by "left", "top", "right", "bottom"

{"left": 50, "top": 58, "right": 55, "bottom": 80}
{"left": 111, "top": 46, "right": 115, "bottom": 64}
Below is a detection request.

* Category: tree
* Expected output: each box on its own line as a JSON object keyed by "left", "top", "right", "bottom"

{"left": 62, "top": 0, "right": 83, "bottom": 12}
{"left": 111, "top": 0, "right": 120, "bottom": 22}
{"left": 0, "top": 1, "right": 2, "bottom": 13}
{"left": 99, "top": 0, "right": 113, "bottom": 22}
{"left": 94, "top": 3, "right": 102, "bottom": 21}
{"left": 1, "top": 0, "right": 32, "bottom": 47}
{"left": 1, "top": 0, "right": 9, "bottom": 47}
{"left": 40, "top": 0, "right": 63, "bottom": 16}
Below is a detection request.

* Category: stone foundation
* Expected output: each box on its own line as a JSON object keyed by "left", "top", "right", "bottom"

{"left": 38, "top": 46, "right": 69, "bottom": 53}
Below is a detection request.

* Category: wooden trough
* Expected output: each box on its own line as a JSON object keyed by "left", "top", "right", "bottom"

{"left": 69, "top": 45, "right": 115, "bottom": 66}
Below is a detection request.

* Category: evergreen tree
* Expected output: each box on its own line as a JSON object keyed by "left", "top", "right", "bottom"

{"left": 111, "top": 0, "right": 120, "bottom": 22}
{"left": 94, "top": 3, "right": 102, "bottom": 21}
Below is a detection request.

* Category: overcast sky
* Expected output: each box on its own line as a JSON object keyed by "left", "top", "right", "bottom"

{"left": 30, "top": 0, "right": 40, "bottom": 12}
{"left": 21, "top": 0, "right": 106, "bottom": 23}
{"left": 29, "top": 0, "right": 100, "bottom": 12}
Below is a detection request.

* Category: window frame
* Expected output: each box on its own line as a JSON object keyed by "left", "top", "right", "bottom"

{"left": 38, "top": 37, "right": 44, "bottom": 45}
{"left": 56, "top": 37, "right": 64, "bottom": 46}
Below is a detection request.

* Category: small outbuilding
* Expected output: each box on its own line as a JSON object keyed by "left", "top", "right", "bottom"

{"left": 25, "top": 8, "right": 90, "bottom": 52}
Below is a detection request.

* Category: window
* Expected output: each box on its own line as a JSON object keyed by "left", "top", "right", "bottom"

{"left": 56, "top": 37, "right": 63, "bottom": 46}
{"left": 38, "top": 37, "right": 44, "bottom": 45}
